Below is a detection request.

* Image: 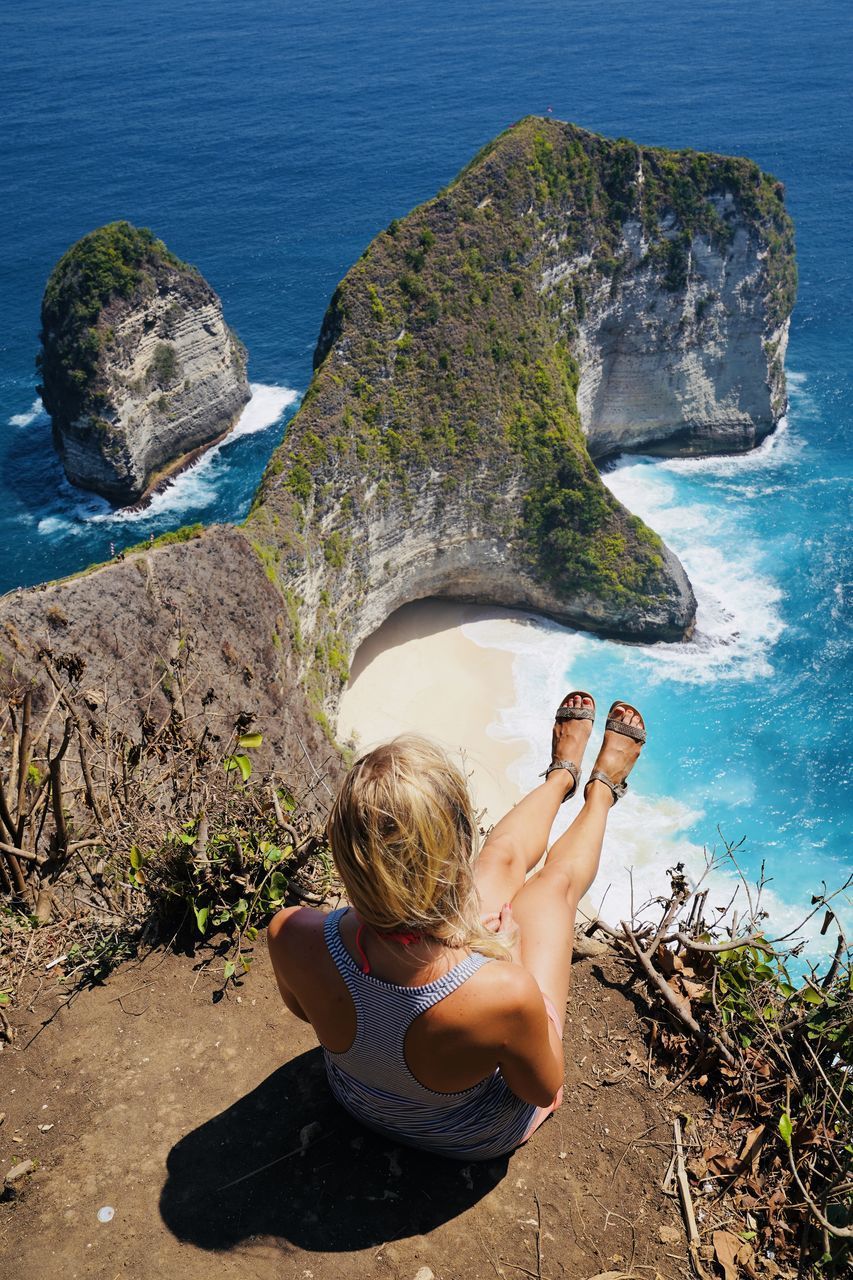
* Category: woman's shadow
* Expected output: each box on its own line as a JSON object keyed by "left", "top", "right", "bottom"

{"left": 159, "top": 1047, "right": 508, "bottom": 1253}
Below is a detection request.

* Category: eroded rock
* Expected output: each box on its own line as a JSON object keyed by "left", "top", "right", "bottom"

{"left": 39, "top": 221, "right": 251, "bottom": 505}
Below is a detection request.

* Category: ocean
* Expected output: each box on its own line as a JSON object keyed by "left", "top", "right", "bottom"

{"left": 1, "top": 0, "right": 850, "bottom": 941}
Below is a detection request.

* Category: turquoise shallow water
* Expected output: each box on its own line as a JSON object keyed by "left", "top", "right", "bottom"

{"left": 0, "top": 0, "right": 850, "bottom": 936}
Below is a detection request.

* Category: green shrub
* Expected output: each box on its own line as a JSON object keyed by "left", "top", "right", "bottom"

{"left": 150, "top": 342, "right": 179, "bottom": 387}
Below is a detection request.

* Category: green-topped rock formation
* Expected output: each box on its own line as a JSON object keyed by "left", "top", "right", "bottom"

{"left": 248, "top": 117, "right": 794, "bottom": 718}
{"left": 39, "top": 221, "right": 251, "bottom": 505}
{"left": 1, "top": 118, "right": 795, "bottom": 760}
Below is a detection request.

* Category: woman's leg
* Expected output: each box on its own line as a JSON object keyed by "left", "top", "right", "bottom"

{"left": 509, "top": 704, "right": 645, "bottom": 1029}
{"left": 474, "top": 694, "right": 595, "bottom": 918}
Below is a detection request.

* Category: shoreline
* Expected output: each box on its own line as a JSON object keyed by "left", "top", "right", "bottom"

{"left": 337, "top": 599, "right": 529, "bottom": 827}
{"left": 121, "top": 410, "right": 246, "bottom": 512}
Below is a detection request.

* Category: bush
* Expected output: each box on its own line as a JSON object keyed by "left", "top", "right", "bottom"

{"left": 149, "top": 342, "right": 179, "bottom": 387}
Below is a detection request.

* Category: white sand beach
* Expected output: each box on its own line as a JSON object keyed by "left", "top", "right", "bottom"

{"left": 337, "top": 599, "right": 530, "bottom": 827}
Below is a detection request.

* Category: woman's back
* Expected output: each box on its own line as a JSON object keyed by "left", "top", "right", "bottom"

{"left": 321, "top": 907, "right": 538, "bottom": 1159}
{"left": 268, "top": 708, "right": 646, "bottom": 1161}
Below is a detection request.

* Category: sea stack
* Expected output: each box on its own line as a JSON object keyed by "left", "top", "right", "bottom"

{"left": 38, "top": 221, "right": 251, "bottom": 505}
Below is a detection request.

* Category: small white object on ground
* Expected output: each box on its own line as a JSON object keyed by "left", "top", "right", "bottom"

{"left": 5, "top": 1159, "right": 35, "bottom": 1185}
{"left": 97, "top": 1206, "right": 115, "bottom": 1223}
{"left": 413, "top": 1269, "right": 435, "bottom": 1280}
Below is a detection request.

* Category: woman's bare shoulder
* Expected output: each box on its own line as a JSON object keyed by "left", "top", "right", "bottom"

{"left": 267, "top": 905, "right": 330, "bottom": 967}
{"left": 478, "top": 957, "right": 546, "bottom": 1007}
{"left": 457, "top": 957, "right": 547, "bottom": 1038}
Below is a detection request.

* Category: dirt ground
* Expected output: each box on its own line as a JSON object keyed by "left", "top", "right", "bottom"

{"left": 1, "top": 937, "right": 702, "bottom": 1280}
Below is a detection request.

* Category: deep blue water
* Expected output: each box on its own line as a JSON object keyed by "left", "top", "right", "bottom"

{"left": 1, "top": 0, "right": 850, "bottom": 937}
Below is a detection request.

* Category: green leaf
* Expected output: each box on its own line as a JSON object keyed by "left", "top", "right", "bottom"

{"left": 238, "top": 732, "right": 263, "bottom": 750}
{"left": 224, "top": 753, "right": 252, "bottom": 781}
{"left": 129, "top": 845, "right": 143, "bottom": 871}
{"left": 193, "top": 904, "right": 209, "bottom": 935}
{"left": 0, "top": 992, "right": 10, "bottom": 1006}
{"left": 270, "top": 871, "right": 288, "bottom": 895}
{"left": 223, "top": 960, "right": 236, "bottom": 980}
{"left": 778, "top": 1111, "right": 793, "bottom": 1148}
{"left": 799, "top": 986, "right": 824, "bottom": 1005}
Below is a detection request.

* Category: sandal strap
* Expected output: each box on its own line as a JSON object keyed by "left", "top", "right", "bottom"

{"left": 540, "top": 757, "right": 579, "bottom": 804}
{"left": 604, "top": 716, "right": 646, "bottom": 744}
{"left": 555, "top": 706, "right": 595, "bottom": 722}
{"left": 584, "top": 768, "right": 628, "bottom": 805}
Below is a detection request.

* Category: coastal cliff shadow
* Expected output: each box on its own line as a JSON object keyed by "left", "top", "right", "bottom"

{"left": 349, "top": 597, "right": 537, "bottom": 682}
{"left": 159, "top": 1047, "right": 508, "bottom": 1253}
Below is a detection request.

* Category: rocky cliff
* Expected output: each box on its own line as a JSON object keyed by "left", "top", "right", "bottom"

{"left": 247, "top": 117, "right": 794, "bottom": 721}
{"left": 572, "top": 188, "right": 792, "bottom": 458}
{"left": 39, "top": 222, "right": 251, "bottom": 505}
{"left": 2, "top": 119, "right": 795, "bottom": 757}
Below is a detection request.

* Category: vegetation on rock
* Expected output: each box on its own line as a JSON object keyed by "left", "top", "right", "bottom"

{"left": 37, "top": 221, "right": 195, "bottom": 427}
{"left": 250, "top": 117, "right": 795, "bottom": 712}
{"left": 38, "top": 219, "right": 250, "bottom": 504}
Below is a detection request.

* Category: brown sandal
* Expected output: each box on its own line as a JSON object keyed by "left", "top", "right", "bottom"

{"left": 584, "top": 701, "right": 646, "bottom": 805}
{"left": 540, "top": 691, "right": 596, "bottom": 803}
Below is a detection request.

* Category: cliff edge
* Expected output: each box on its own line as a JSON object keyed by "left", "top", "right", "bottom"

{"left": 38, "top": 222, "right": 251, "bottom": 505}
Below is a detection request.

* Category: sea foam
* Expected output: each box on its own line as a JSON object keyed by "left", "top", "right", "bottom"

{"left": 603, "top": 458, "right": 785, "bottom": 685}
{"left": 459, "top": 401, "right": 836, "bottom": 947}
{"left": 464, "top": 613, "right": 841, "bottom": 954}
{"left": 85, "top": 383, "right": 297, "bottom": 525}
{"left": 8, "top": 397, "right": 47, "bottom": 428}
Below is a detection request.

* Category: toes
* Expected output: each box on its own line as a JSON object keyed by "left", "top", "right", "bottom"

{"left": 608, "top": 702, "right": 645, "bottom": 732}
{"left": 581, "top": 694, "right": 594, "bottom": 709}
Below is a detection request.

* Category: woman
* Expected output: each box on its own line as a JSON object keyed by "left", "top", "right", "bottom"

{"left": 268, "top": 693, "right": 646, "bottom": 1160}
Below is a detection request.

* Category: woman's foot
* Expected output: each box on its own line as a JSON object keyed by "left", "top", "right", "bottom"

{"left": 544, "top": 693, "right": 596, "bottom": 801}
{"left": 584, "top": 702, "right": 646, "bottom": 806}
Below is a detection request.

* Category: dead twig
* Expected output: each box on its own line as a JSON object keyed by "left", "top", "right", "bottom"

{"left": 621, "top": 921, "right": 738, "bottom": 1068}
{"left": 674, "top": 1118, "right": 709, "bottom": 1279}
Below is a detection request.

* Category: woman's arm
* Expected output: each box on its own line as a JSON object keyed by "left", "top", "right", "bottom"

{"left": 489, "top": 965, "right": 564, "bottom": 1107}
{"left": 267, "top": 906, "right": 311, "bottom": 1022}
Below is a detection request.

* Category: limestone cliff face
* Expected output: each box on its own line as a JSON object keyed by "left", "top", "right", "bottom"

{"left": 248, "top": 117, "right": 794, "bottom": 721}
{"left": 568, "top": 203, "right": 790, "bottom": 458}
{"left": 39, "top": 222, "right": 251, "bottom": 505}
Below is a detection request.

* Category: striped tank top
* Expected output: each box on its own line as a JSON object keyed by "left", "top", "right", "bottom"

{"left": 322, "top": 906, "right": 537, "bottom": 1160}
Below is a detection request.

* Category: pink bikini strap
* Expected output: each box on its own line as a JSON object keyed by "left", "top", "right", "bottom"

{"left": 384, "top": 928, "right": 422, "bottom": 945}
{"left": 355, "top": 921, "right": 371, "bottom": 975}
{"left": 354, "top": 919, "right": 424, "bottom": 974}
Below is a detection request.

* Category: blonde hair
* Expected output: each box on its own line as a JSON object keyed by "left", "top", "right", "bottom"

{"left": 328, "top": 735, "right": 511, "bottom": 961}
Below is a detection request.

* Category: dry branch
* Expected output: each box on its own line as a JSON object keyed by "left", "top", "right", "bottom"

{"left": 621, "top": 921, "right": 738, "bottom": 1067}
